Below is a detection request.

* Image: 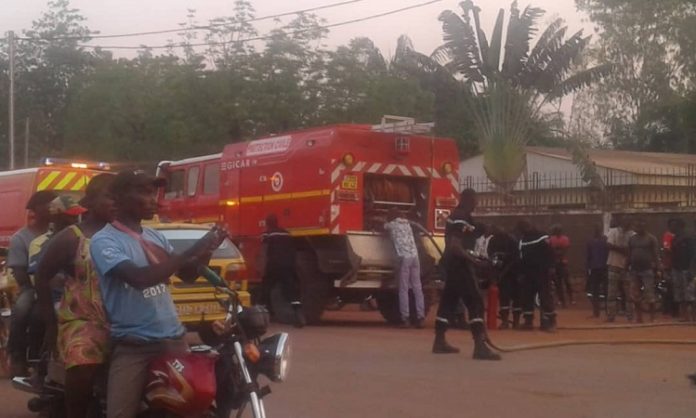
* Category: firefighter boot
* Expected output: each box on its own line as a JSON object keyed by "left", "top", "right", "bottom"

{"left": 512, "top": 310, "right": 521, "bottom": 329}
{"left": 432, "top": 320, "right": 459, "bottom": 354}
{"left": 499, "top": 309, "right": 510, "bottom": 330}
{"left": 471, "top": 321, "right": 502, "bottom": 361}
{"left": 292, "top": 304, "right": 306, "bottom": 328}
{"left": 521, "top": 314, "right": 534, "bottom": 330}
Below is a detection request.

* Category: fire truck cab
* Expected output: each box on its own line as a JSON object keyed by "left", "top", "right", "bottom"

{"left": 157, "top": 118, "right": 460, "bottom": 323}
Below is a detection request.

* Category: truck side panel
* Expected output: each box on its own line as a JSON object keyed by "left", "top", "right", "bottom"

{"left": 0, "top": 172, "right": 36, "bottom": 247}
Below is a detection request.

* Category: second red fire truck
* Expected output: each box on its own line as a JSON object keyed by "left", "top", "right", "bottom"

{"left": 157, "top": 118, "right": 461, "bottom": 323}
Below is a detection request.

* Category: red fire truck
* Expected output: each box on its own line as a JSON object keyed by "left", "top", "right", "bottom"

{"left": 157, "top": 118, "right": 461, "bottom": 323}
{"left": 0, "top": 158, "right": 111, "bottom": 249}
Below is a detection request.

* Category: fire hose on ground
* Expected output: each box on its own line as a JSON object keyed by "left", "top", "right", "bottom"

{"left": 484, "top": 321, "right": 696, "bottom": 353}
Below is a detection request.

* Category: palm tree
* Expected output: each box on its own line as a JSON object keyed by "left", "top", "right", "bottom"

{"left": 434, "top": 0, "right": 611, "bottom": 193}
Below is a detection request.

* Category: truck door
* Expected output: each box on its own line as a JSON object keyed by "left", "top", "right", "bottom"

{"left": 219, "top": 164, "right": 241, "bottom": 235}
{"left": 162, "top": 168, "right": 187, "bottom": 221}
{"left": 197, "top": 162, "right": 222, "bottom": 224}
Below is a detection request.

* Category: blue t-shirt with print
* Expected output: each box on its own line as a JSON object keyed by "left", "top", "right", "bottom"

{"left": 90, "top": 223, "right": 184, "bottom": 341}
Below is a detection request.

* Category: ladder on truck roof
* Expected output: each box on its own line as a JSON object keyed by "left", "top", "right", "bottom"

{"left": 370, "top": 115, "right": 434, "bottom": 135}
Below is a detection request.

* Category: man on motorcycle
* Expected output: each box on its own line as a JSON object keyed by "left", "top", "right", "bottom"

{"left": 35, "top": 174, "right": 115, "bottom": 418}
{"left": 89, "top": 171, "right": 224, "bottom": 418}
{"left": 7, "top": 190, "right": 57, "bottom": 377}
{"left": 25, "top": 195, "right": 87, "bottom": 370}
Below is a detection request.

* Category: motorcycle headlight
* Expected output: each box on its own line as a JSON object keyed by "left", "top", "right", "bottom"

{"left": 257, "top": 332, "right": 290, "bottom": 382}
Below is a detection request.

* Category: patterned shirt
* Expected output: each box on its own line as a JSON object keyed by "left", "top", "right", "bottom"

{"left": 384, "top": 218, "right": 418, "bottom": 258}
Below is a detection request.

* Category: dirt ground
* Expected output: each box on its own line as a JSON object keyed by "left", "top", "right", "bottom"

{"left": 3, "top": 305, "right": 696, "bottom": 418}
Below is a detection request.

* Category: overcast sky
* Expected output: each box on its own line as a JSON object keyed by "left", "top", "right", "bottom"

{"left": 3, "top": 0, "right": 593, "bottom": 57}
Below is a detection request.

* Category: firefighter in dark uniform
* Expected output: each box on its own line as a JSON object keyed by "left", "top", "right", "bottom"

{"left": 432, "top": 189, "right": 501, "bottom": 360}
{"left": 517, "top": 220, "right": 557, "bottom": 331}
{"left": 487, "top": 225, "right": 522, "bottom": 329}
{"left": 260, "top": 214, "right": 306, "bottom": 328}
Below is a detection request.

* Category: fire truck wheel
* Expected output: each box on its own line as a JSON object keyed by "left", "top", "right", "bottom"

{"left": 296, "top": 251, "right": 329, "bottom": 325}
{"left": 376, "top": 289, "right": 432, "bottom": 325}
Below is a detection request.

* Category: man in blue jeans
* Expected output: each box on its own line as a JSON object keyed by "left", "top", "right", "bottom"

{"left": 90, "top": 171, "right": 224, "bottom": 418}
{"left": 384, "top": 208, "right": 425, "bottom": 328}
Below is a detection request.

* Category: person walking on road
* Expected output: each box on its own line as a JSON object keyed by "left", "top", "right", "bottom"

{"left": 606, "top": 216, "right": 634, "bottom": 322}
{"left": 432, "top": 189, "right": 500, "bottom": 360}
{"left": 586, "top": 225, "right": 609, "bottom": 318}
{"left": 384, "top": 208, "right": 425, "bottom": 328}
{"left": 549, "top": 225, "right": 573, "bottom": 307}
{"left": 260, "top": 214, "right": 306, "bottom": 328}
{"left": 517, "top": 220, "right": 557, "bottom": 332}
{"left": 627, "top": 219, "right": 661, "bottom": 323}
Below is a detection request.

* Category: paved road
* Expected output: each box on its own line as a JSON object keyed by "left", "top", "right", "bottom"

{"left": 3, "top": 308, "right": 696, "bottom": 418}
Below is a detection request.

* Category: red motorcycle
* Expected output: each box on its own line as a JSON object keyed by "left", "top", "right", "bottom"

{"left": 14, "top": 267, "right": 290, "bottom": 418}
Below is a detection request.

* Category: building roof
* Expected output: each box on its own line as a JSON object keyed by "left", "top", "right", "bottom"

{"left": 527, "top": 146, "right": 696, "bottom": 174}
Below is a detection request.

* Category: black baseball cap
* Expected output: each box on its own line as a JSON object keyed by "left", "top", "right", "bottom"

{"left": 110, "top": 170, "right": 167, "bottom": 198}
{"left": 26, "top": 190, "right": 58, "bottom": 211}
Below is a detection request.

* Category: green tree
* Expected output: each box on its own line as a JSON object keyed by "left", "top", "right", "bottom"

{"left": 391, "top": 35, "right": 478, "bottom": 155}
{"left": 576, "top": 0, "right": 696, "bottom": 152}
{"left": 320, "top": 37, "right": 434, "bottom": 126}
{"left": 435, "top": 0, "right": 610, "bottom": 190}
{"left": 14, "top": 0, "right": 98, "bottom": 158}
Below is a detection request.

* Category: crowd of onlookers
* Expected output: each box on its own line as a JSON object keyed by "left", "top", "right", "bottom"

{"left": 473, "top": 215, "right": 696, "bottom": 327}
{"left": 584, "top": 216, "right": 696, "bottom": 323}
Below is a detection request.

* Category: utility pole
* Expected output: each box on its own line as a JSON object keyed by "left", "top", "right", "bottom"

{"left": 8, "top": 31, "right": 15, "bottom": 170}
{"left": 24, "top": 117, "right": 29, "bottom": 168}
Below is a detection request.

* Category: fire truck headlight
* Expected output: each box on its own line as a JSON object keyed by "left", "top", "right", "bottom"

{"left": 441, "top": 162, "right": 453, "bottom": 175}
{"left": 342, "top": 153, "right": 355, "bottom": 167}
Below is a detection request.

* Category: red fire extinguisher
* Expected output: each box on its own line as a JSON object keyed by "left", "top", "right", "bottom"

{"left": 486, "top": 283, "right": 499, "bottom": 330}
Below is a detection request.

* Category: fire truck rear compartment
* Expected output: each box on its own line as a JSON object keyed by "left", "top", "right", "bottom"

{"left": 363, "top": 174, "right": 430, "bottom": 231}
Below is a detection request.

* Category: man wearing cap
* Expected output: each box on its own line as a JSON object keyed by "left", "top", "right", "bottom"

{"left": 7, "top": 190, "right": 57, "bottom": 376}
{"left": 89, "top": 171, "right": 224, "bottom": 418}
{"left": 28, "top": 195, "right": 88, "bottom": 278}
